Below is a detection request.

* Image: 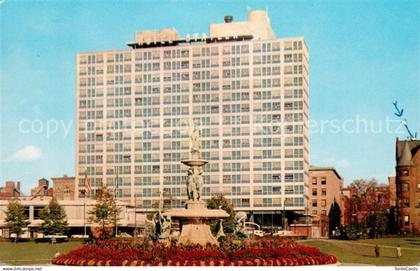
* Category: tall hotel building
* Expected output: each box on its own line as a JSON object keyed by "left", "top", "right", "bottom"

{"left": 76, "top": 10, "right": 309, "bottom": 224}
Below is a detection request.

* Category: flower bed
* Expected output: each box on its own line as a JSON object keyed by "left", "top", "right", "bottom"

{"left": 52, "top": 239, "right": 337, "bottom": 266}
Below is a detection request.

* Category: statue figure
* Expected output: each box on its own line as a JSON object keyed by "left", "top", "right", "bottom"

{"left": 194, "top": 167, "right": 204, "bottom": 201}
{"left": 216, "top": 219, "right": 225, "bottom": 239}
{"left": 151, "top": 211, "right": 172, "bottom": 241}
{"left": 161, "top": 215, "right": 172, "bottom": 239}
{"left": 190, "top": 123, "right": 200, "bottom": 155}
{"left": 186, "top": 168, "right": 195, "bottom": 200}
{"left": 186, "top": 167, "right": 204, "bottom": 202}
{"left": 151, "top": 212, "right": 161, "bottom": 240}
{"left": 234, "top": 212, "right": 248, "bottom": 237}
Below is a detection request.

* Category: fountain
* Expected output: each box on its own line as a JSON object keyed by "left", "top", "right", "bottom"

{"left": 163, "top": 124, "right": 229, "bottom": 246}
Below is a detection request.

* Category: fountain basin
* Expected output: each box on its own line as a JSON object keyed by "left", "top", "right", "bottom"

{"left": 163, "top": 208, "right": 230, "bottom": 219}
{"left": 181, "top": 159, "right": 208, "bottom": 167}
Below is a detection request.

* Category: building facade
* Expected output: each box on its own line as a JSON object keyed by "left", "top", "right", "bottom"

{"left": 52, "top": 175, "right": 76, "bottom": 201}
{"left": 395, "top": 138, "right": 420, "bottom": 233}
{"left": 75, "top": 10, "right": 309, "bottom": 222}
{"left": 0, "top": 197, "right": 146, "bottom": 238}
{"left": 0, "top": 181, "right": 22, "bottom": 199}
{"left": 308, "top": 166, "right": 343, "bottom": 217}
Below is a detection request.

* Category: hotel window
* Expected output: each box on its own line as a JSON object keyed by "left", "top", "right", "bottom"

{"left": 400, "top": 169, "right": 409, "bottom": 176}
{"left": 312, "top": 189, "right": 317, "bottom": 196}
{"left": 321, "top": 177, "right": 326, "bottom": 185}
{"left": 417, "top": 183, "right": 420, "bottom": 191}
{"left": 34, "top": 206, "right": 44, "bottom": 220}
{"left": 312, "top": 210, "right": 317, "bottom": 215}
{"left": 312, "top": 200, "right": 317, "bottom": 207}
{"left": 322, "top": 188, "right": 326, "bottom": 196}
{"left": 321, "top": 210, "right": 327, "bottom": 215}
{"left": 321, "top": 199, "right": 326, "bottom": 207}
{"left": 312, "top": 178, "right": 317, "bottom": 185}
{"left": 403, "top": 198, "right": 410, "bottom": 208}
{"left": 23, "top": 206, "right": 30, "bottom": 218}
{"left": 402, "top": 183, "right": 409, "bottom": 192}
{"left": 404, "top": 215, "right": 409, "bottom": 225}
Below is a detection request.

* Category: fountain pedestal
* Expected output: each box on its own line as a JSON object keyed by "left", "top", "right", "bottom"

{"left": 164, "top": 199, "right": 229, "bottom": 246}
{"left": 163, "top": 125, "right": 229, "bottom": 246}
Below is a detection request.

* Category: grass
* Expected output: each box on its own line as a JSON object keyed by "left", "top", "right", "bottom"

{"left": 0, "top": 240, "right": 83, "bottom": 265}
{"left": 302, "top": 237, "right": 420, "bottom": 266}
{"left": 357, "top": 237, "right": 420, "bottom": 249}
{"left": 1, "top": 237, "right": 419, "bottom": 266}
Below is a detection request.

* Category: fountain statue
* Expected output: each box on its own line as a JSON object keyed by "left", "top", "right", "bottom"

{"left": 234, "top": 212, "right": 248, "bottom": 237}
{"left": 151, "top": 211, "right": 172, "bottom": 242}
{"left": 163, "top": 123, "right": 229, "bottom": 246}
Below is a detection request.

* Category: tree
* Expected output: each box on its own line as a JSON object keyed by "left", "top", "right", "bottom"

{"left": 207, "top": 193, "right": 235, "bottom": 234}
{"left": 39, "top": 197, "right": 69, "bottom": 236}
{"left": 348, "top": 178, "right": 378, "bottom": 223}
{"left": 348, "top": 178, "right": 391, "bottom": 236}
{"left": 88, "top": 186, "right": 121, "bottom": 239}
{"left": 4, "top": 198, "right": 30, "bottom": 242}
{"left": 387, "top": 206, "right": 398, "bottom": 234}
{"left": 328, "top": 199, "right": 341, "bottom": 237}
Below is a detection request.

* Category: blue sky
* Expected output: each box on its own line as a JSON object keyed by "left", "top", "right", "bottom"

{"left": 0, "top": 0, "right": 419, "bottom": 194}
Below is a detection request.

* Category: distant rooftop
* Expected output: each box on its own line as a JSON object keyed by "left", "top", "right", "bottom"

{"left": 309, "top": 166, "right": 343, "bottom": 180}
{"left": 127, "top": 9, "right": 275, "bottom": 49}
{"left": 396, "top": 138, "right": 420, "bottom": 167}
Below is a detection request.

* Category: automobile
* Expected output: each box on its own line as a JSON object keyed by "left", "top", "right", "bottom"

{"left": 71, "top": 234, "right": 90, "bottom": 239}
{"left": 253, "top": 230, "right": 265, "bottom": 237}
{"left": 35, "top": 235, "right": 68, "bottom": 243}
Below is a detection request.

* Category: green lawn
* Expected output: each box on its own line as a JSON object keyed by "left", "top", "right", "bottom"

{"left": 357, "top": 237, "right": 420, "bottom": 249}
{"left": 0, "top": 240, "right": 83, "bottom": 265}
{"left": 1, "top": 238, "right": 419, "bottom": 266}
{"left": 302, "top": 237, "right": 420, "bottom": 266}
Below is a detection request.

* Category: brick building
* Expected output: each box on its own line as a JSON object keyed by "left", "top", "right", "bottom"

{"left": 395, "top": 138, "right": 420, "bottom": 233}
{"left": 30, "top": 178, "right": 53, "bottom": 199}
{"left": 52, "top": 175, "right": 76, "bottom": 200}
{"left": 0, "top": 181, "right": 23, "bottom": 199}
{"left": 308, "top": 166, "right": 343, "bottom": 217}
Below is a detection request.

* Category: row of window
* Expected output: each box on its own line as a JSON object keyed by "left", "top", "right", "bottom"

{"left": 78, "top": 172, "right": 305, "bottom": 188}
{"left": 79, "top": 73, "right": 306, "bottom": 88}
{"left": 79, "top": 40, "right": 305, "bottom": 64}
{"left": 80, "top": 162, "right": 306, "bottom": 176}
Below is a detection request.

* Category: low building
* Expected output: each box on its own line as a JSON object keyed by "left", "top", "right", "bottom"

{"left": 0, "top": 197, "right": 147, "bottom": 238}
{"left": 0, "top": 180, "right": 23, "bottom": 199}
{"left": 308, "top": 166, "right": 343, "bottom": 217}
{"left": 308, "top": 166, "right": 343, "bottom": 237}
{"left": 395, "top": 138, "right": 420, "bottom": 233}
{"left": 52, "top": 175, "right": 76, "bottom": 200}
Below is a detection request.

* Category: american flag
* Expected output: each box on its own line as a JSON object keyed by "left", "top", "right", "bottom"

{"left": 84, "top": 173, "right": 91, "bottom": 197}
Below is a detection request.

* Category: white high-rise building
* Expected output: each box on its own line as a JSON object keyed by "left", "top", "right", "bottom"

{"left": 76, "top": 10, "right": 309, "bottom": 225}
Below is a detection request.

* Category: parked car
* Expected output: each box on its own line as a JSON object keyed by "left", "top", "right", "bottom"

{"left": 253, "top": 230, "right": 265, "bottom": 237}
{"left": 71, "top": 234, "right": 89, "bottom": 239}
{"left": 35, "top": 235, "right": 68, "bottom": 243}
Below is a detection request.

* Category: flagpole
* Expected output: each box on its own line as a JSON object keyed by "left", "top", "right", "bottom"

{"left": 84, "top": 192, "right": 86, "bottom": 236}
{"left": 83, "top": 172, "right": 90, "bottom": 237}
{"left": 115, "top": 167, "right": 118, "bottom": 237}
